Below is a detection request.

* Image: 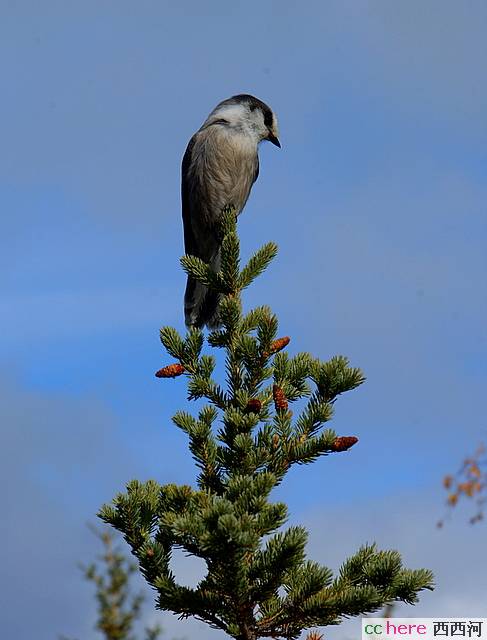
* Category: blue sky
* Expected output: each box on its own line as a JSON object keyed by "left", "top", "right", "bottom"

{"left": 2, "top": 2, "right": 486, "bottom": 639}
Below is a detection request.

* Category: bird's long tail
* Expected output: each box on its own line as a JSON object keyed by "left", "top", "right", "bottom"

{"left": 184, "top": 249, "right": 221, "bottom": 329}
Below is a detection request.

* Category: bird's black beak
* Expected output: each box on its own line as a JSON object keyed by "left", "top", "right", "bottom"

{"left": 267, "top": 133, "right": 281, "bottom": 148}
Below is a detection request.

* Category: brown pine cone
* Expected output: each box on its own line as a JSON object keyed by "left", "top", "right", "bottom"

{"left": 155, "top": 363, "right": 185, "bottom": 378}
{"left": 273, "top": 384, "right": 288, "bottom": 411}
{"left": 266, "top": 336, "right": 290, "bottom": 356}
{"left": 330, "top": 436, "right": 358, "bottom": 452}
{"left": 245, "top": 398, "right": 262, "bottom": 414}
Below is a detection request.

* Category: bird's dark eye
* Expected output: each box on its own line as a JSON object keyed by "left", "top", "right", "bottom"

{"left": 263, "top": 108, "right": 273, "bottom": 128}
{"left": 249, "top": 104, "right": 257, "bottom": 112}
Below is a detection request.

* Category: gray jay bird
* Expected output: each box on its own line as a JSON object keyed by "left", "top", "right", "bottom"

{"left": 181, "top": 94, "right": 280, "bottom": 329}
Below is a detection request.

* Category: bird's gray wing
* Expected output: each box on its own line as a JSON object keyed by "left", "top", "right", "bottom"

{"left": 181, "top": 130, "right": 222, "bottom": 264}
{"left": 181, "top": 134, "right": 198, "bottom": 258}
{"left": 254, "top": 156, "right": 259, "bottom": 183}
{"left": 181, "top": 130, "right": 223, "bottom": 328}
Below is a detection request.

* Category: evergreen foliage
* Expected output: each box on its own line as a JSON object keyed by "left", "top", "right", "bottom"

{"left": 61, "top": 525, "right": 162, "bottom": 640}
{"left": 99, "top": 209, "right": 433, "bottom": 640}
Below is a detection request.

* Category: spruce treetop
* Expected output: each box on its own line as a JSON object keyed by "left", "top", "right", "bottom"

{"left": 99, "top": 209, "right": 433, "bottom": 640}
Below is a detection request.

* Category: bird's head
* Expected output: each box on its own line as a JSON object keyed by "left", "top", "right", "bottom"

{"left": 206, "top": 94, "right": 280, "bottom": 147}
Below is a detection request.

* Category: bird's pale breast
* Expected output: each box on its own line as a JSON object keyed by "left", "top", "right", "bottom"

{"left": 189, "top": 125, "right": 258, "bottom": 226}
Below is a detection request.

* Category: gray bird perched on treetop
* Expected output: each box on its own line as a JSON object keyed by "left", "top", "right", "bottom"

{"left": 181, "top": 93, "right": 280, "bottom": 329}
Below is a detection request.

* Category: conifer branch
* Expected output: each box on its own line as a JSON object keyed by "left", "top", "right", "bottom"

{"left": 100, "top": 209, "right": 433, "bottom": 639}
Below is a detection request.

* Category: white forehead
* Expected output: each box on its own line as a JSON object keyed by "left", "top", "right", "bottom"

{"left": 211, "top": 102, "right": 250, "bottom": 122}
